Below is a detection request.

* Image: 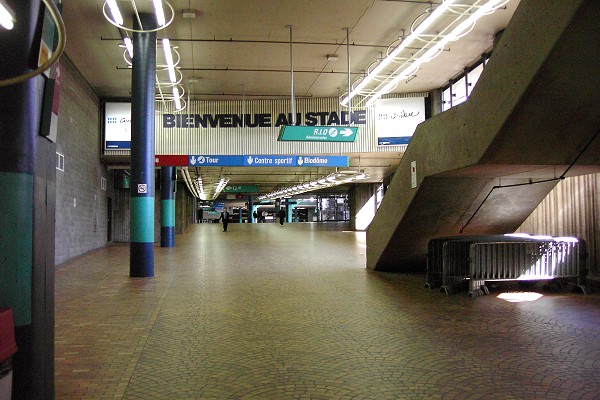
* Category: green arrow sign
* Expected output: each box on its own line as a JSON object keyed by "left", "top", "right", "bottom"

{"left": 223, "top": 185, "right": 259, "bottom": 193}
{"left": 278, "top": 125, "right": 358, "bottom": 142}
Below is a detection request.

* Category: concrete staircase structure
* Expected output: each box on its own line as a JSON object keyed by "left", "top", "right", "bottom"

{"left": 367, "top": 0, "right": 600, "bottom": 272}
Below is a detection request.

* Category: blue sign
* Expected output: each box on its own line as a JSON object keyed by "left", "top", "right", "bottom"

{"left": 377, "top": 136, "right": 411, "bottom": 146}
{"left": 296, "top": 155, "right": 348, "bottom": 167}
{"left": 243, "top": 155, "right": 296, "bottom": 167}
{"left": 188, "top": 154, "right": 349, "bottom": 167}
{"left": 188, "top": 155, "right": 244, "bottom": 166}
{"left": 106, "top": 141, "right": 131, "bottom": 149}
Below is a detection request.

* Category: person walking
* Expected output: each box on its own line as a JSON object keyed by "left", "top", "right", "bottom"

{"left": 219, "top": 208, "right": 230, "bottom": 232}
{"left": 278, "top": 208, "right": 286, "bottom": 226}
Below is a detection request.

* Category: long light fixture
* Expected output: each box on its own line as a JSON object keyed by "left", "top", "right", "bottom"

{"left": 172, "top": 86, "right": 182, "bottom": 110}
{"left": 152, "top": 0, "right": 166, "bottom": 27}
{"left": 162, "top": 38, "right": 177, "bottom": 83}
{"left": 258, "top": 171, "right": 369, "bottom": 200}
{"left": 123, "top": 37, "right": 133, "bottom": 58}
{"left": 181, "top": 167, "right": 229, "bottom": 200}
{"left": 0, "top": 0, "right": 15, "bottom": 30}
{"left": 340, "top": 0, "right": 457, "bottom": 106}
{"left": 342, "top": 0, "right": 509, "bottom": 108}
{"left": 105, "top": 0, "right": 124, "bottom": 26}
{"left": 365, "top": 0, "right": 507, "bottom": 107}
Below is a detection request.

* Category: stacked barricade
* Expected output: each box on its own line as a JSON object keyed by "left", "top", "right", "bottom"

{"left": 426, "top": 234, "right": 589, "bottom": 297}
{"left": 426, "top": 235, "right": 507, "bottom": 290}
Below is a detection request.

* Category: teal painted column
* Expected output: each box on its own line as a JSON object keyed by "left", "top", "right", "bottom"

{"left": 248, "top": 195, "right": 254, "bottom": 223}
{"left": 160, "top": 167, "right": 175, "bottom": 247}
{"left": 287, "top": 203, "right": 294, "bottom": 223}
{"left": 0, "top": 1, "right": 56, "bottom": 398}
{"left": 130, "top": 13, "right": 157, "bottom": 277}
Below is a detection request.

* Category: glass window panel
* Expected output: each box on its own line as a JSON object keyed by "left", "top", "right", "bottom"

{"left": 452, "top": 76, "right": 467, "bottom": 107}
{"left": 467, "top": 63, "right": 484, "bottom": 96}
{"left": 442, "top": 87, "right": 452, "bottom": 111}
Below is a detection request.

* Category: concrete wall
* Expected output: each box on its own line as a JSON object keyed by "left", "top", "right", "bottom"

{"left": 55, "top": 57, "right": 112, "bottom": 264}
{"left": 112, "top": 177, "right": 195, "bottom": 241}
{"left": 349, "top": 183, "right": 378, "bottom": 231}
{"left": 175, "top": 181, "right": 194, "bottom": 234}
{"left": 366, "top": 0, "right": 600, "bottom": 271}
{"left": 517, "top": 172, "right": 600, "bottom": 279}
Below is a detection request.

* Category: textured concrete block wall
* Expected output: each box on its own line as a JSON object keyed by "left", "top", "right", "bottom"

{"left": 55, "top": 57, "right": 111, "bottom": 264}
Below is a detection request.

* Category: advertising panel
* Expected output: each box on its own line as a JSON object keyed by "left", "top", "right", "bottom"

{"left": 376, "top": 97, "right": 425, "bottom": 145}
{"left": 104, "top": 102, "right": 132, "bottom": 149}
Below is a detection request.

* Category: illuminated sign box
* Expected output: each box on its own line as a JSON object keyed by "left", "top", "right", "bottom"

{"left": 278, "top": 125, "right": 358, "bottom": 142}
{"left": 104, "top": 101, "right": 131, "bottom": 149}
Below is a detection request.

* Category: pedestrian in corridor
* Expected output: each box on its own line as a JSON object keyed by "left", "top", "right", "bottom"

{"left": 220, "top": 208, "right": 230, "bottom": 232}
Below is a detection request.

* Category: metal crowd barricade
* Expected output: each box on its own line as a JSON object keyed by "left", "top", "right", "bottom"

{"left": 468, "top": 238, "right": 588, "bottom": 296}
{"left": 426, "top": 235, "right": 508, "bottom": 290}
{"left": 427, "top": 234, "right": 589, "bottom": 297}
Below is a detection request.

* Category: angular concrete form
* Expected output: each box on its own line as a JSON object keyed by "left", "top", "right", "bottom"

{"left": 367, "top": 0, "right": 600, "bottom": 272}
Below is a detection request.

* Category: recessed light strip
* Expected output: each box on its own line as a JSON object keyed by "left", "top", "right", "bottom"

{"left": 258, "top": 171, "right": 369, "bottom": 200}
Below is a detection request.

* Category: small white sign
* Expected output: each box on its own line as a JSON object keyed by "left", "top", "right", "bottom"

{"left": 411, "top": 161, "right": 417, "bottom": 189}
{"left": 137, "top": 184, "right": 147, "bottom": 194}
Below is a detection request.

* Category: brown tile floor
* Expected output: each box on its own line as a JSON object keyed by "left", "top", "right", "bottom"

{"left": 55, "top": 222, "right": 600, "bottom": 399}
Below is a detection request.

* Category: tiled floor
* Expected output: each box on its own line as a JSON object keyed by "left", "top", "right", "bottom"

{"left": 55, "top": 222, "right": 600, "bottom": 399}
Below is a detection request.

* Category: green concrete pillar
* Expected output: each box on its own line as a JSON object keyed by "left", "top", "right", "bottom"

{"left": 130, "top": 13, "right": 157, "bottom": 277}
{"left": 0, "top": 1, "right": 56, "bottom": 398}
{"left": 160, "top": 166, "right": 175, "bottom": 247}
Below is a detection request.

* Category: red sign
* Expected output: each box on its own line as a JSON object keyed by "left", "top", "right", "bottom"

{"left": 155, "top": 155, "right": 188, "bottom": 166}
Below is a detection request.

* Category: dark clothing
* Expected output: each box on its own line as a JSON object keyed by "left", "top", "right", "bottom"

{"left": 278, "top": 209, "right": 285, "bottom": 225}
{"left": 220, "top": 211, "right": 230, "bottom": 231}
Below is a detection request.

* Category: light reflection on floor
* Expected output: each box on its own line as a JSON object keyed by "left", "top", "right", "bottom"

{"left": 497, "top": 292, "right": 544, "bottom": 302}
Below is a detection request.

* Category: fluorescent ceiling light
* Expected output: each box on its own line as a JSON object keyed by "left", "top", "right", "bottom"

{"left": 153, "top": 0, "right": 166, "bottom": 27}
{"left": 365, "top": 0, "right": 506, "bottom": 107}
{"left": 340, "top": 0, "right": 457, "bottom": 105}
{"left": 123, "top": 37, "right": 133, "bottom": 58}
{"left": 0, "top": 0, "right": 15, "bottom": 30}
{"left": 258, "top": 171, "right": 369, "bottom": 200}
{"left": 172, "top": 86, "right": 182, "bottom": 110}
{"left": 105, "top": 0, "right": 124, "bottom": 26}
{"left": 162, "top": 38, "right": 176, "bottom": 83}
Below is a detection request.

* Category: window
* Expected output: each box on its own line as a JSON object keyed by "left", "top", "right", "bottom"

{"left": 467, "top": 63, "right": 484, "bottom": 96}
{"left": 56, "top": 152, "right": 64, "bottom": 171}
{"left": 451, "top": 76, "right": 467, "bottom": 107}
{"left": 442, "top": 87, "right": 452, "bottom": 112}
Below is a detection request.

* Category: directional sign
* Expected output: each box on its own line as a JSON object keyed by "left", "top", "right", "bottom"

{"left": 277, "top": 125, "right": 358, "bottom": 142}
{"left": 188, "top": 155, "right": 244, "bottom": 166}
{"left": 187, "top": 154, "right": 349, "bottom": 168}
{"left": 296, "top": 156, "right": 348, "bottom": 167}
{"left": 244, "top": 155, "right": 296, "bottom": 167}
{"left": 223, "top": 185, "right": 259, "bottom": 193}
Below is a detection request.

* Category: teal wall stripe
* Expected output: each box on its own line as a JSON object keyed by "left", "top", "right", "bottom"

{"left": 130, "top": 196, "right": 155, "bottom": 242}
{"left": 161, "top": 199, "right": 175, "bottom": 227}
{"left": 0, "top": 172, "right": 33, "bottom": 326}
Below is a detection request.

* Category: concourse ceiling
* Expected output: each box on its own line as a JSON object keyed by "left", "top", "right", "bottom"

{"left": 61, "top": 0, "right": 520, "bottom": 197}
